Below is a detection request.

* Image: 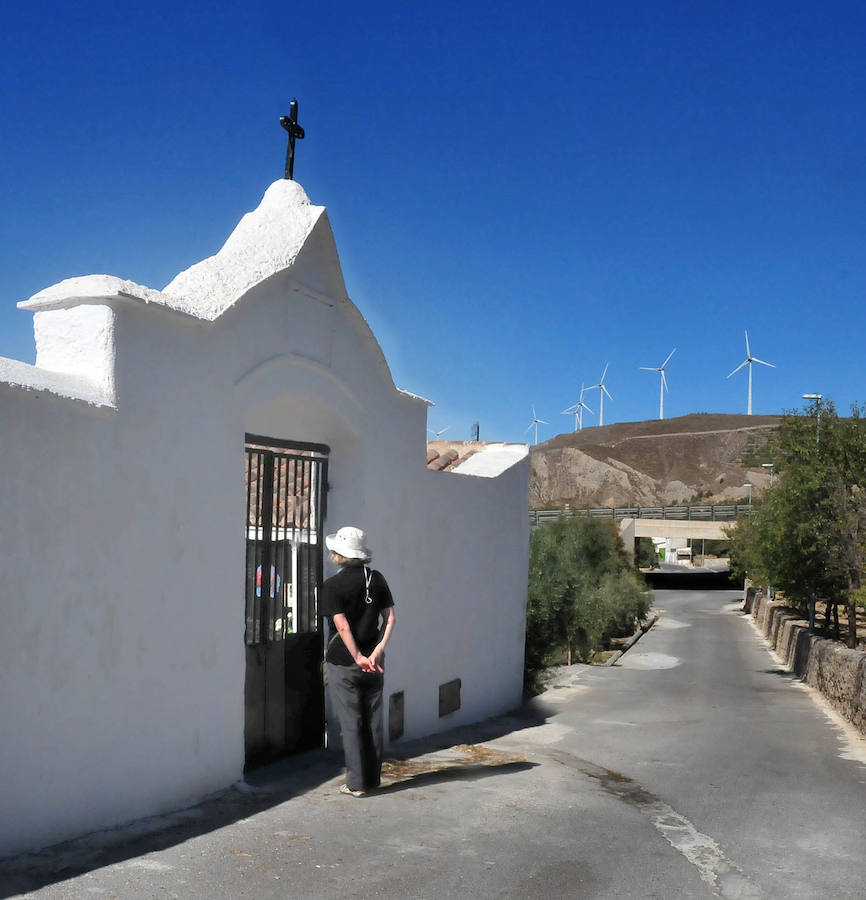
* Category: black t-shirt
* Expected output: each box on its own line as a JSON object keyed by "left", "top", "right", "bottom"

{"left": 320, "top": 565, "right": 394, "bottom": 666}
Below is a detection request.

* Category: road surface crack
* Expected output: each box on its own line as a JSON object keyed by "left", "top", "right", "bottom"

{"left": 544, "top": 748, "right": 765, "bottom": 899}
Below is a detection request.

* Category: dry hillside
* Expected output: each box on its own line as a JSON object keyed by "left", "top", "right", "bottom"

{"left": 530, "top": 413, "right": 782, "bottom": 508}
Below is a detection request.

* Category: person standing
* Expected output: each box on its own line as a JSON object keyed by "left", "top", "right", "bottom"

{"left": 320, "top": 526, "right": 396, "bottom": 796}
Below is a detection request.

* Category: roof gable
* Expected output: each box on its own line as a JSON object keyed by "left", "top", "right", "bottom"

{"left": 20, "top": 181, "right": 325, "bottom": 322}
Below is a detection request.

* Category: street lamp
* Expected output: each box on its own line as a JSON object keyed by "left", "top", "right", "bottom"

{"left": 760, "top": 464, "right": 774, "bottom": 600}
{"left": 802, "top": 394, "right": 822, "bottom": 626}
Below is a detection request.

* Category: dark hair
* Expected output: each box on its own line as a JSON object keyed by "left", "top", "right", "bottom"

{"left": 330, "top": 551, "right": 368, "bottom": 567}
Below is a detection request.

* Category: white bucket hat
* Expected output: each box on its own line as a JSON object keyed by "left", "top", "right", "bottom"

{"left": 325, "top": 526, "right": 371, "bottom": 560}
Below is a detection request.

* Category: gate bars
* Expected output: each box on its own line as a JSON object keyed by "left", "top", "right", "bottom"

{"left": 244, "top": 436, "right": 329, "bottom": 646}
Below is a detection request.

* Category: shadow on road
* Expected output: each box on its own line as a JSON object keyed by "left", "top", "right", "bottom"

{"left": 376, "top": 759, "right": 537, "bottom": 796}
{"left": 760, "top": 667, "right": 799, "bottom": 680}
{"left": 0, "top": 705, "right": 549, "bottom": 898}
{"left": 644, "top": 567, "right": 741, "bottom": 591}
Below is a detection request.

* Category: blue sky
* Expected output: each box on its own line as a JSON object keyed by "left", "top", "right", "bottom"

{"left": 2, "top": 1, "right": 864, "bottom": 443}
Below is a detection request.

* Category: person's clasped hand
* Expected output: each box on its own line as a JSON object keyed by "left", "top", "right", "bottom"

{"left": 354, "top": 653, "right": 376, "bottom": 673}
{"left": 355, "top": 651, "right": 383, "bottom": 674}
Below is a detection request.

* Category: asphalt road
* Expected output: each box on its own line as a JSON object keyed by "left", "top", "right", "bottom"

{"left": 3, "top": 588, "right": 866, "bottom": 899}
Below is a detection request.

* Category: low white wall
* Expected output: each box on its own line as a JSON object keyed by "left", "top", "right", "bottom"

{"left": 0, "top": 181, "right": 529, "bottom": 857}
{"left": 379, "top": 458, "right": 529, "bottom": 741}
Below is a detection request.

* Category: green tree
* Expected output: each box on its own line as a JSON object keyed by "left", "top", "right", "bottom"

{"left": 525, "top": 517, "right": 648, "bottom": 674}
{"left": 728, "top": 399, "right": 866, "bottom": 646}
{"left": 814, "top": 404, "right": 866, "bottom": 645}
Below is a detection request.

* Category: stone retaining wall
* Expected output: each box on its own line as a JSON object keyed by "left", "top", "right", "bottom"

{"left": 744, "top": 588, "right": 866, "bottom": 737}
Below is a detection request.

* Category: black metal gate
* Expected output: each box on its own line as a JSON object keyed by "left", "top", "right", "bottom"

{"left": 244, "top": 434, "right": 328, "bottom": 770}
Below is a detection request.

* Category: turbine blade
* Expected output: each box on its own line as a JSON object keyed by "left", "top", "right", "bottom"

{"left": 744, "top": 330, "right": 751, "bottom": 358}
{"left": 752, "top": 357, "right": 775, "bottom": 368}
{"left": 662, "top": 348, "right": 676, "bottom": 368}
{"left": 602, "top": 385, "right": 613, "bottom": 400}
{"left": 727, "top": 360, "right": 748, "bottom": 378}
{"left": 639, "top": 366, "right": 657, "bottom": 372}
{"left": 661, "top": 370, "right": 669, "bottom": 392}
{"left": 600, "top": 363, "right": 609, "bottom": 382}
{"left": 582, "top": 402, "right": 594, "bottom": 415}
{"left": 538, "top": 418, "right": 548, "bottom": 425}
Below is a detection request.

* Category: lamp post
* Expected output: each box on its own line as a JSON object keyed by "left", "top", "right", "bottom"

{"left": 802, "top": 394, "right": 822, "bottom": 627}
{"left": 759, "top": 464, "right": 774, "bottom": 600}
{"left": 802, "top": 393, "right": 823, "bottom": 446}
{"left": 744, "top": 482, "right": 753, "bottom": 511}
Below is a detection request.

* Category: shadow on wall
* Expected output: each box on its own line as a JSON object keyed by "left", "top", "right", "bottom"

{"left": 0, "top": 703, "right": 548, "bottom": 898}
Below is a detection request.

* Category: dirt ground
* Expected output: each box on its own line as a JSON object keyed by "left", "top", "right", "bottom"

{"left": 542, "top": 412, "right": 783, "bottom": 450}
{"left": 530, "top": 412, "right": 782, "bottom": 508}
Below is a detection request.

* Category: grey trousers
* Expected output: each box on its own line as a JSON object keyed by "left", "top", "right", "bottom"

{"left": 326, "top": 663, "right": 385, "bottom": 791}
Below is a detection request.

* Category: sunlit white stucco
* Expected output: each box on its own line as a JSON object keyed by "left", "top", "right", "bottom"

{"left": 0, "top": 180, "right": 529, "bottom": 857}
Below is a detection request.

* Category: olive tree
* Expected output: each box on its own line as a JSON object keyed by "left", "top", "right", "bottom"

{"left": 526, "top": 516, "right": 648, "bottom": 674}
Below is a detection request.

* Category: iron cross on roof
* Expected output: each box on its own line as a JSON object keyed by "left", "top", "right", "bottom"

{"left": 279, "top": 99, "right": 305, "bottom": 181}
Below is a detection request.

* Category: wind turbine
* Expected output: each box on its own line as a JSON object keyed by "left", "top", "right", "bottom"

{"left": 727, "top": 331, "right": 775, "bottom": 415}
{"left": 561, "top": 384, "right": 593, "bottom": 432}
{"left": 426, "top": 426, "right": 451, "bottom": 439}
{"left": 526, "top": 406, "right": 548, "bottom": 445}
{"left": 589, "top": 364, "right": 613, "bottom": 426}
{"left": 640, "top": 348, "right": 676, "bottom": 420}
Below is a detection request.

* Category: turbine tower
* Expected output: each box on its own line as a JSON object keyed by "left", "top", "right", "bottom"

{"left": 590, "top": 363, "right": 613, "bottom": 426}
{"left": 561, "top": 384, "right": 593, "bottom": 432}
{"left": 640, "top": 348, "right": 676, "bottom": 420}
{"left": 727, "top": 331, "right": 775, "bottom": 415}
{"left": 526, "top": 405, "right": 548, "bottom": 445}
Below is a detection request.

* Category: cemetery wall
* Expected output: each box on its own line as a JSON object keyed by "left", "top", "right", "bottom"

{"left": 0, "top": 181, "right": 528, "bottom": 856}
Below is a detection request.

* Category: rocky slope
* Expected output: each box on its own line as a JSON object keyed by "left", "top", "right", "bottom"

{"left": 530, "top": 413, "right": 782, "bottom": 508}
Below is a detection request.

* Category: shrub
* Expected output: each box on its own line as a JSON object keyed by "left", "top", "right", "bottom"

{"left": 525, "top": 517, "right": 647, "bottom": 680}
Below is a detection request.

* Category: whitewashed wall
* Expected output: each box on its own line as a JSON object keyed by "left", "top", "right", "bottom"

{"left": 0, "top": 181, "right": 529, "bottom": 857}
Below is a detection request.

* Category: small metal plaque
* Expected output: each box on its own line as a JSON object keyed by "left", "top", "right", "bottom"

{"left": 438, "top": 678, "right": 462, "bottom": 717}
{"left": 389, "top": 691, "right": 404, "bottom": 741}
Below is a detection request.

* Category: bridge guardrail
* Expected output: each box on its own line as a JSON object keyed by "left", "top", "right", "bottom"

{"left": 529, "top": 504, "right": 752, "bottom": 526}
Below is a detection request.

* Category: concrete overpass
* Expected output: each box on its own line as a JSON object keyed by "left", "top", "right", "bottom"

{"left": 617, "top": 516, "right": 733, "bottom": 543}
{"left": 529, "top": 505, "right": 745, "bottom": 554}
